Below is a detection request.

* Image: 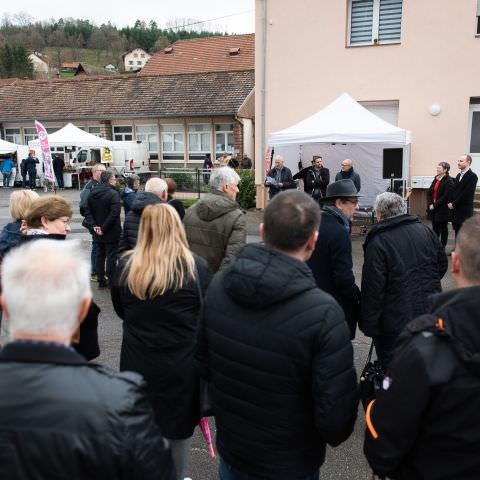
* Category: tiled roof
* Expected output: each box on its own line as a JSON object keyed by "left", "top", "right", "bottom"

{"left": 140, "top": 34, "right": 254, "bottom": 76}
{"left": 0, "top": 70, "right": 255, "bottom": 122}
{"left": 0, "top": 78, "right": 20, "bottom": 87}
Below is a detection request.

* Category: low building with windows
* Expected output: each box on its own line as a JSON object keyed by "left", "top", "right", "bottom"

{"left": 0, "top": 71, "right": 254, "bottom": 170}
{"left": 123, "top": 48, "right": 152, "bottom": 72}
{"left": 255, "top": 0, "right": 480, "bottom": 213}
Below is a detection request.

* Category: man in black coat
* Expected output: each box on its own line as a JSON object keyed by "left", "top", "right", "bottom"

{"left": 52, "top": 154, "right": 65, "bottom": 189}
{"left": 307, "top": 179, "right": 361, "bottom": 339}
{"left": 334, "top": 158, "right": 361, "bottom": 192}
{"left": 86, "top": 170, "right": 121, "bottom": 288}
{"left": 0, "top": 239, "right": 174, "bottom": 480}
{"left": 364, "top": 215, "right": 480, "bottom": 480}
{"left": 265, "top": 155, "right": 296, "bottom": 199}
{"left": 293, "top": 155, "right": 330, "bottom": 200}
{"left": 360, "top": 192, "right": 448, "bottom": 368}
{"left": 448, "top": 153, "right": 478, "bottom": 237}
{"left": 197, "top": 190, "right": 358, "bottom": 480}
{"left": 117, "top": 177, "right": 168, "bottom": 255}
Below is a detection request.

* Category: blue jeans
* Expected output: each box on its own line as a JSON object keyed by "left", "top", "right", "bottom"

{"left": 219, "top": 458, "right": 319, "bottom": 480}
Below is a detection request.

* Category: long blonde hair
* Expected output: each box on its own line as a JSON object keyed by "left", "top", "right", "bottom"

{"left": 123, "top": 203, "right": 195, "bottom": 299}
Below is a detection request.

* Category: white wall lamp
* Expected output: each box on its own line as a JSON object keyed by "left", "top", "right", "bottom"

{"left": 428, "top": 104, "right": 441, "bottom": 116}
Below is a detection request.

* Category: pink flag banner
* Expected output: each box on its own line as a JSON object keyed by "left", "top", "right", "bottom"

{"left": 34, "top": 120, "right": 54, "bottom": 181}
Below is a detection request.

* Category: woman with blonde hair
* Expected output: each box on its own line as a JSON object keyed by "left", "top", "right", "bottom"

{"left": 111, "top": 203, "right": 211, "bottom": 480}
{"left": 0, "top": 189, "right": 39, "bottom": 256}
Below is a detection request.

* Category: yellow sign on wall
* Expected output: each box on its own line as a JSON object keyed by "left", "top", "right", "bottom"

{"left": 101, "top": 147, "right": 113, "bottom": 163}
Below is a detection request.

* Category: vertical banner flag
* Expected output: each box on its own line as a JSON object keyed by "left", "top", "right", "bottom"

{"left": 34, "top": 120, "right": 54, "bottom": 181}
{"left": 265, "top": 147, "right": 272, "bottom": 176}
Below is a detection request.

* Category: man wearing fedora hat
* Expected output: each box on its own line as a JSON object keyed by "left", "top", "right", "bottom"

{"left": 307, "top": 179, "right": 361, "bottom": 339}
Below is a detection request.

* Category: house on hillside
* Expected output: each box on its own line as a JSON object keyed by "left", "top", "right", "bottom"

{"left": 0, "top": 71, "right": 254, "bottom": 170}
{"left": 28, "top": 52, "right": 49, "bottom": 79}
{"left": 104, "top": 63, "right": 118, "bottom": 72}
{"left": 255, "top": 0, "right": 480, "bottom": 213}
{"left": 123, "top": 48, "right": 151, "bottom": 72}
{"left": 141, "top": 33, "right": 254, "bottom": 76}
{"left": 60, "top": 63, "right": 87, "bottom": 78}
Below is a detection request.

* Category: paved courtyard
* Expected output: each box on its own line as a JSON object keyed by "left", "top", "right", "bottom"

{"left": 0, "top": 187, "right": 455, "bottom": 479}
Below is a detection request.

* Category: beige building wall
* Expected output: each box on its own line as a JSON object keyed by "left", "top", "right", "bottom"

{"left": 256, "top": 0, "right": 480, "bottom": 188}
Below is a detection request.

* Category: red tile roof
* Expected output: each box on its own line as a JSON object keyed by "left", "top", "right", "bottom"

{"left": 0, "top": 70, "right": 255, "bottom": 122}
{"left": 140, "top": 33, "right": 254, "bottom": 76}
{"left": 0, "top": 78, "right": 20, "bottom": 87}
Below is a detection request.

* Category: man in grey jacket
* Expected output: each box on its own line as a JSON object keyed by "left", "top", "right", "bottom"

{"left": 184, "top": 166, "right": 246, "bottom": 272}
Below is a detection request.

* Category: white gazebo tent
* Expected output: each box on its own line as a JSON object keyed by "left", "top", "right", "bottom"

{"left": 268, "top": 93, "right": 412, "bottom": 205}
{"left": 28, "top": 122, "right": 113, "bottom": 148}
{"left": 0, "top": 138, "right": 18, "bottom": 154}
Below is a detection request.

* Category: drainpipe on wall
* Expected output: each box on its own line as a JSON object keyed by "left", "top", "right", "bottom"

{"left": 255, "top": 0, "right": 268, "bottom": 209}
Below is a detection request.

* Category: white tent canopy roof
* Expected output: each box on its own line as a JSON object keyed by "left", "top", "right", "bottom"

{"left": 29, "top": 123, "right": 113, "bottom": 148}
{"left": 0, "top": 138, "right": 18, "bottom": 154}
{"left": 268, "top": 92, "right": 411, "bottom": 146}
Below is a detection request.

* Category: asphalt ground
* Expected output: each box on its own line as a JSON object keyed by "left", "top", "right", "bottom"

{"left": 0, "top": 187, "right": 456, "bottom": 480}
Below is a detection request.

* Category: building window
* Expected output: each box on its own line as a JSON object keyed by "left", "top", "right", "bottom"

{"left": 348, "top": 0, "right": 403, "bottom": 46}
{"left": 188, "top": 124, "right": 211, "bottom": 161}
{"left": 477, "top": 0, "right": 480, "bottom": 34}
{"left": 4, "top": 128, "right": 21, "bottom": 144}
{"left": 137, "top": 61, "right": 142, "bottom": 65}
{"left": 136, "top": 125, "right": 158, "bottom": 160}
{"left": 215, "top": 123, "right": 234, "bottom": 156}
{"left": 128, "top": 60, "right": 134, "bottom": 65}
{"left": 133, "top": 53, "right": 138, "bottom": 58}
{"left": 88, "top": 126, "right": 101, "bottom": 136}
{"left": 161, "top": 124, "right": 184, "bottom": 161}
{"left": 113, "top": 125, "right": 133, "bottom": 141}
{"left": 141, "top": 53, "right": 145, "bottom": 58}
{"left": 24, "top": 127, "right": 38, "bottom": 145}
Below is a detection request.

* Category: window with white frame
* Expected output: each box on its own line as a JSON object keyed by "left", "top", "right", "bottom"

{"left": 188, "top": 124, "right": 211, "bottom": 161}
{"left": 24, "top": 127, "right": 38, "bottom": 145}
{"left": 215, "top": 123, "right": 234, "bottom": 156}
{"left": 348, "top": 0, "right": 403, "bottom": 46}
{"left": 161, "top": 124, "right": 184, "bottom": 161}
{"left": 476, "top": 0, "right": 480, "bottom": 34}
{"left": 136, "top": 125, "right": 158, "bottom": 160}
{"left": 469, "top": 102, "right": 480, "bottom": 153}
{"left": 113, "top": 125, "right": 133, "bottom": 141}
{"left": 4, "top": 128, "right": 21, "bottom": 144}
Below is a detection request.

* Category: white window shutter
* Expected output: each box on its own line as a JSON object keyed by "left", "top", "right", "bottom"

{"left": 350, "top": 0, "right": 374, "bottom": 45}
{"left": 378, "top": 0, "right": 403, "bottom": 42}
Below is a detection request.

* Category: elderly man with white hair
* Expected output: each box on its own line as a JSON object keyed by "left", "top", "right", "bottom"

{"left": 265, "top": 155, "right": 296, "bottom": 199}
{"left": 118, "top": 176, "right": 168, "bottom": 254}
{"left": 184, "top": 166, "right": 246, "bottom": 272}
{"left": 360, "top": 192, "right": 448, "bottom": 368}
{"left": 0, "top": 240, "right": 174, "bottom": 479}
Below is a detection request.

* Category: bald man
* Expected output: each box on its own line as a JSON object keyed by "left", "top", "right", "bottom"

{"left": 335, "top": 159, "right": 361, "bottom": 192}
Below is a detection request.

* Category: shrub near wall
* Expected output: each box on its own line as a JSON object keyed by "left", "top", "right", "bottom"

{"left": 237, "top": 169, "right": 256, "bottom": 210}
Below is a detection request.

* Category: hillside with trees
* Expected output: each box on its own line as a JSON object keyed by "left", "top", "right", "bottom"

{"left": 0, "top": 12, "right": 226, "bottom": 78}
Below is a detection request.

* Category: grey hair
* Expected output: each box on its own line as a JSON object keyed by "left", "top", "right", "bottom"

{"left": 145, "top": 177, "right": 167, "bottom": 195}
{"left": 2, "top": 240, "right": 91, "bottom": 340}
{"left": 274, "top": 154, "right": 284, "bottom": 162}
{"left": 209, "top": 167, "right": 240, "bottom": 191}
{"left": 374, "top": 192, "right": 405, "bottom": 219}
{"left": 100, "top": 170, "right": 114, "bottom": 184}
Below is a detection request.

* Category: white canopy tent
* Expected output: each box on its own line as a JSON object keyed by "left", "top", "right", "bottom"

{"left": 268, "top": 93, "right": 412, "bottom": 205}
{"left": 0, "top": 138, "right": 18, "bottom": 154}
{"left": 29, "top": 123, "right": 113, "bottom": 148}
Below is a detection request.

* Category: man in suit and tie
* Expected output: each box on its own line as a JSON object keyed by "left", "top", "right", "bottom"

{"left": 448, "top": 154, "right": 478, "bottom": 237}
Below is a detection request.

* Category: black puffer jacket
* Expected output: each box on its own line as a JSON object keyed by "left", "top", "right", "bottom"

{"left": 197, "top": 243, "right": 358, "bottom": 479}
{"left": 360, "top": 214, "right": 447, "bottom": 338}
{"left": 118, "top": 192, "right": 163, "bottom": 254}
{"left": 0, "top": 341, "right": 174, "bottom": 480}
{"left": 86, "top": 183, "right": 121, "bottom": 243}
{"left": 365, "top": 287, "right": 480, "bottom": 480}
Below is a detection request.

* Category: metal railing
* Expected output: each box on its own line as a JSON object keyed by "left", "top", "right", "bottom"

{"left": 159, "top": 168, "right": 211, "bottom": 198}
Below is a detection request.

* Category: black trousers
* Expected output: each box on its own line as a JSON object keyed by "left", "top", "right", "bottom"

{"left": 54, "top": 170, "right": 64, "bottom": 188}
{"left": 452, "top": 222, "right": 464, "bottom": 239}
{"left": 432, "top": 221, "right": 449, "bottom": 247}
{"left": 28, "top": 170, "right": 36, "bottom": 188}
{"left": 95, "top": 241, "right": 118, "bottom": 286}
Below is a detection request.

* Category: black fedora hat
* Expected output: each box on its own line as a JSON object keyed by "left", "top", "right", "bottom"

{"left": 320, "top": 179, "right": 360, "bottom": 201}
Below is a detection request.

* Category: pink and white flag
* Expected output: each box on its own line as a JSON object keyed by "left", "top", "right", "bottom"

{"left": 34, "top": 120, "right": 54, "bottom": 181}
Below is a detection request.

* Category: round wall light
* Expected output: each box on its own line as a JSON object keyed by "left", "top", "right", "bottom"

{"left": 428, "top": 104, "right": 441, "bottom": 116}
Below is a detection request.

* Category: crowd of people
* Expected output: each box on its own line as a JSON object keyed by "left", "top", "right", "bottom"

{"left": 0, "top": 156, "right": 478, "bottom": 480}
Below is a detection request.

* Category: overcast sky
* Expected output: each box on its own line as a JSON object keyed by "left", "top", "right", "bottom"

{"left": 2, "top": 0, "right": 255, "bottom": 33}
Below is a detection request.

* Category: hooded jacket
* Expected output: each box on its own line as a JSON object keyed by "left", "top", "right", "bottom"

{"left": 184, "top": 190, "right": 246, "bottom": 272}
{"left": 196, "top": 243, "right": 358, "bottom": 479}
{"left": 361, "top": 214, "right": 447, "bottom": 338}
{"left": 364, "top": 286, "right": 480, "bottom": 480}
{"left": 117, "top": 192, "right": 163, "bottom": 255}
{"left": 86, "top": 183, "right": 121, "bottom": 243}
